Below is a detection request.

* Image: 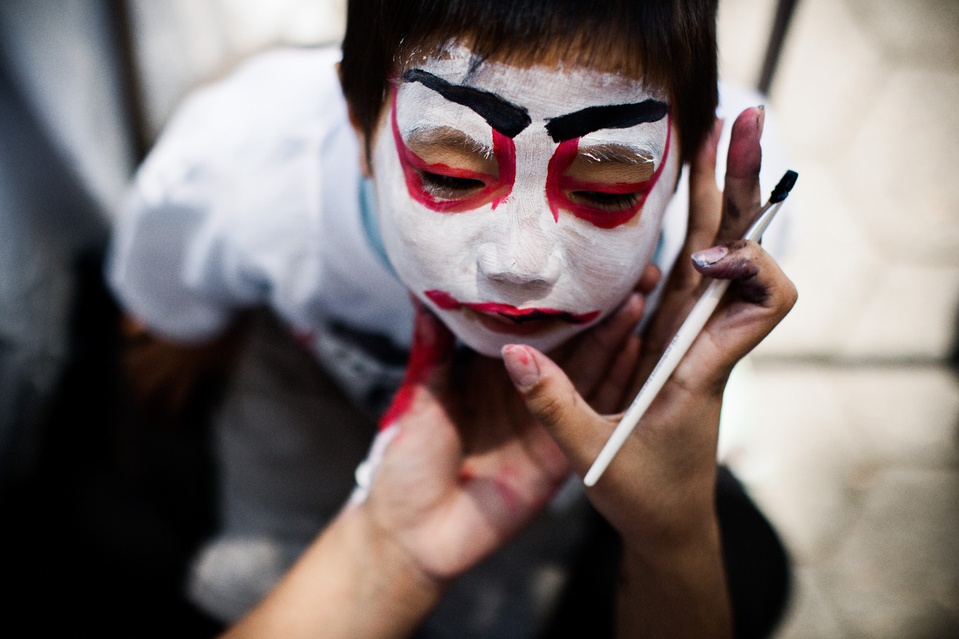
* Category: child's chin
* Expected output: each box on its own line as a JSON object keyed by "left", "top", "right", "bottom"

{"left": 448, "top": 320, "right": 585, "bottom": 359}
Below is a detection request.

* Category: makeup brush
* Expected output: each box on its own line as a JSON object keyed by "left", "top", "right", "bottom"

{"left": 584, "top": 169, "right": 798, "bottom": 487}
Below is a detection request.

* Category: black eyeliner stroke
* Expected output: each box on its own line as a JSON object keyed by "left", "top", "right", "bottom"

{"left": 402, "top": 68, "right": 532, "bottom": 139}
{"left": 545, "top": 100, "right": 669, "bottom": 142}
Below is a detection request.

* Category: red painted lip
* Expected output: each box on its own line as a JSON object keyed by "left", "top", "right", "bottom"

{"left": 424, "top": 290, "right": 600, "bottom": 336}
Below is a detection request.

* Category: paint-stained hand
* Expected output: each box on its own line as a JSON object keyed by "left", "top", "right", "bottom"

{"left": 501, "top": 107, "right": 797, "bottom": 544}
{"left": 353, "top": 284, "right": 655, "bottom": 587}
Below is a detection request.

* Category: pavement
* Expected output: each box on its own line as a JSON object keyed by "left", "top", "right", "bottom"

{"left": 716, "top": 1, "right": 959, "bottom": 636}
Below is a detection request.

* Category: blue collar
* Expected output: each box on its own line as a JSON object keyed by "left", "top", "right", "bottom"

{"left": 359, "top": 178, "right": 395, "bottom": 275}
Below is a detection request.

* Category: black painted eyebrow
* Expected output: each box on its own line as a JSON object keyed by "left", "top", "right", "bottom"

{"left": 545, "top": 100, "right": 669, "bottom": 142}
{"left": 402, "top": 68, "right": 531, "bottom": 139}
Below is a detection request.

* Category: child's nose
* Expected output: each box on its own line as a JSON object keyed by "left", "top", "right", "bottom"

{"left": 476, "top": 230, "right": 562, "bottom": 290}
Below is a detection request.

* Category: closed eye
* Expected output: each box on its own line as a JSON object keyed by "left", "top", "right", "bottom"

{"left": 419, "top": 172, "right": 487, "bottom": 199}
{"left": 568, "top": 190, "right": 641, "bottom": 212}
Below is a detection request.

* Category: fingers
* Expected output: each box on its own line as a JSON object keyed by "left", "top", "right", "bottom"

{"left": 502, "top": 344, "right": 613, "bottom": 477}
{"left": 673, "top": 117, "right": 724, "bottom": 293}
{"left": 591, "top": 330, "right": 641, "bottom": 414}
{"left": 558, "top": 292, "right": 645, "bottom": 400}
{"left": 638, "top": 108, "right": 767, "bottom": 381}
{"left": 635, "top": 263, "right": 662, "bottom": 296}
{"left": 683, "top": 239, "right": 797, "bottom": 381}
{"left": 407, "top": 299, "right": 456, "bottom": 382}
{"left": 717, "top": 107, "right": 764, "bottom": 243}
{"left": 641, "top": 117, "right": 723, "bottom": 362}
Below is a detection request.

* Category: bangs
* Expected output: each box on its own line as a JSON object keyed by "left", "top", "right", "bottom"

{"left": 341, "top": 0, "right": 718, "bottom": 163}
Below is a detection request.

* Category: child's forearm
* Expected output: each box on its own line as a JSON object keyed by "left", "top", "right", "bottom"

{"left": 120, "top": 311, "right": 250, "bottom": 415}
{"left": 610, "top": 399, "right": 733, "bottom": 639}
{"left": 616, "top": 508, "right": 732, "bottom": 639}
{"left": 222, "top": 505, "right": 443, "bottom": 639}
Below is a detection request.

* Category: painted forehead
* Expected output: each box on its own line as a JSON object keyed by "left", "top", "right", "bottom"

{"left": 395, "top": 47, "right": 669, "bottom": 139}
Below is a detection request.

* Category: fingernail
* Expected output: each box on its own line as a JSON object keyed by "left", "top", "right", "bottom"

{"left": 691, "top": 245, "right": 729, "bottom": 267}
{"left": 502, "top": 344, "right": 540, "bottom": 391}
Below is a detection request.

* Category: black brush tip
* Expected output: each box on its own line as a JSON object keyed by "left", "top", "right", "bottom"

{"left": 770, "top": 170, "right": 798, "bottom": 203}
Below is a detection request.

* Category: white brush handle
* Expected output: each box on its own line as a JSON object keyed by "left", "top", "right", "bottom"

{"left": 583, "top": 197, "right": 788, "bottom": 487}
{"left": 583, "top": 278, "right": 728, "bottom": 486}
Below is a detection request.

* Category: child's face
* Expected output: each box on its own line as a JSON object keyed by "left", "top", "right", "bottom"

{"left": 368, "top": 46, "right": 679, "bottom": 356}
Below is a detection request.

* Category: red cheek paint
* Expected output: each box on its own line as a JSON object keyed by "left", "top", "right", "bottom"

{"left": 390, "top": 97, "right": 516, "bottom": 213}
{"left": 544, "top": 117, "right": 672, "bottom": 229}
{"left": 378, "top": 304, "right": 453, "bottom": 430}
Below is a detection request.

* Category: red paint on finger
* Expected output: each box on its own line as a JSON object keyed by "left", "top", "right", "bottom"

{"left": 502, "top": 344, "right": 540, "bottom": 392}
{"left": 516, "top": 349, "right": 531, "bottom": 367}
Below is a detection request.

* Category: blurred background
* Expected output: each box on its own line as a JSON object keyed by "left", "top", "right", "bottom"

{"left": 0, "top": 0, "right": 956, "bottom": 636}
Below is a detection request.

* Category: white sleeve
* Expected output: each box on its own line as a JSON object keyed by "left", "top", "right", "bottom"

{"left": 106, "top": 47, "right": 343, "bottom": 343}
{"left": 107, "top": 88, "right": 263, "bottom": 342}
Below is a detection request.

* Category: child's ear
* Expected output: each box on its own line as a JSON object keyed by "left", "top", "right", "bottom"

{"left": 349, "top": 111, "right": 373, "bottom": 178}
{"left": 336, "top": 62, "right": 373, "bottom": 177}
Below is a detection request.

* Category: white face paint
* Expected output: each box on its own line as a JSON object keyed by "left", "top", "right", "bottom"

{"left": 369, "top": 46, "right": 680, "bottom": 357}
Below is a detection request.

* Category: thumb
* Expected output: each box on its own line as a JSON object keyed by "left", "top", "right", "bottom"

{"left": 502, "top": 344, "right": 614, "bottom": 477}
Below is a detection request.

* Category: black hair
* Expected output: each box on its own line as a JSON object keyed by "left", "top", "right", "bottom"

{"left": 340, "top": 0, "right": 719, "bottom": 164}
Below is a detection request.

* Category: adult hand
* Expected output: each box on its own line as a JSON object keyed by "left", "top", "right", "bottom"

{"left": 355, "top": 268, "right": 659, "bottom": 585}
{"left": 501, "top": 107, "right": 797, "bottom": 638}
{"left": 504, "top": 106, "right": 796, "bottom": 537}
{"left": 225, "top": 279, "right": 659, "bottom": 639}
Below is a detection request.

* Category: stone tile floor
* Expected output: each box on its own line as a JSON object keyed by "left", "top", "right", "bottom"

{"left": 717, "top": 0, "right": 959, "bottom": 636}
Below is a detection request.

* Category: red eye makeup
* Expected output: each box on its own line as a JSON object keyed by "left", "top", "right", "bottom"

{"left": 371, "top": 47, "right": 679, "bottom": 358}
{"left": 391, "top": 97, "right": 516, "bottom": 212}
{"left": 545, "top": 123, "right": 671, "bottom": 229}
{"left": 391, "top": 76, "right": 670, "bottom": 228}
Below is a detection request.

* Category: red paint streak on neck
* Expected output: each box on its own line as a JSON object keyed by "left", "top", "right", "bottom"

{"left": 378, "top": 306, "right": 453, "bottom": 430}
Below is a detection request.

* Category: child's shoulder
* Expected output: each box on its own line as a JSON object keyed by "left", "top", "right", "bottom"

{"left": 145, "top": 46, "right": 346, "bottom": 172}
{"left": 134, "top": 45, "right": 351, "bottom": 203}
{"left": 210, "top": 46, "right": 344, "bottom": 111}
